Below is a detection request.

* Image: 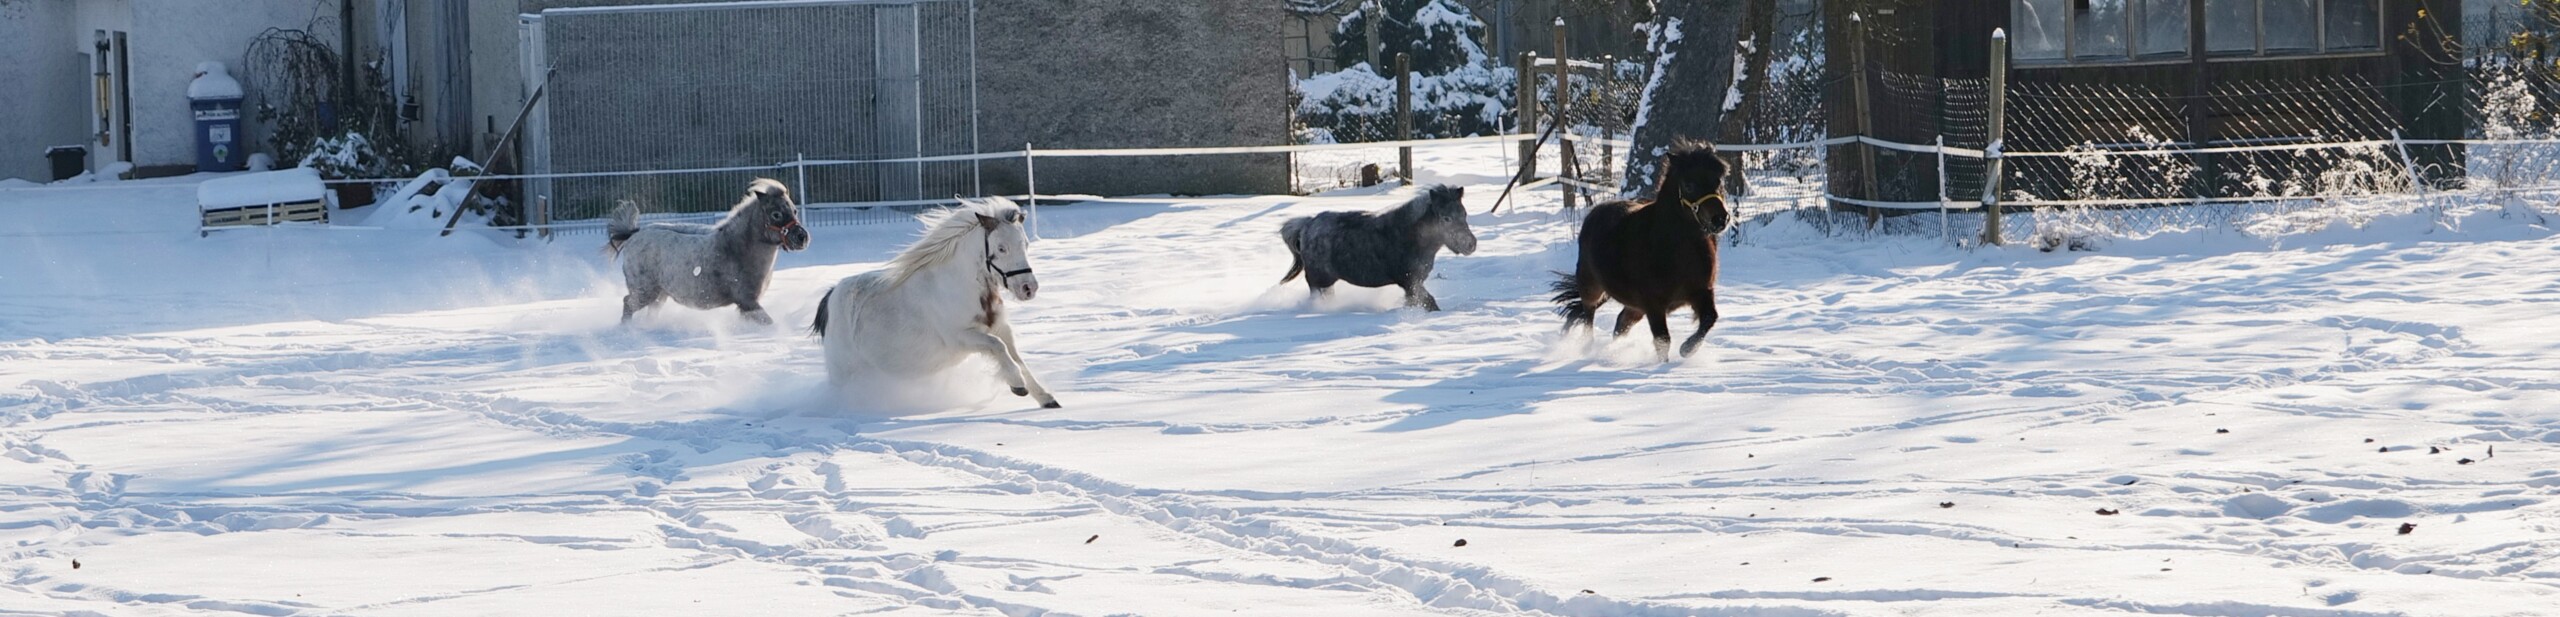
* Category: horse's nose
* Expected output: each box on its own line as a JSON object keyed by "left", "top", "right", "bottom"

{"left": 1021, "top": 279, "right": 1040, "bottom": 300}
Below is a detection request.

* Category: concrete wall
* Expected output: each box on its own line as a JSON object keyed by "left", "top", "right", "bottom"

{"left": 0, "top": 0, "right": 93, "bottom": 182}
{"left": 478, "top": 0, "right": 1286, "bottom": 207}
{"left": 0, "top": 0, "right": 321, "bottom": 179}
{"left": 976, "top": 0, "right": 1288, "bottom": 197}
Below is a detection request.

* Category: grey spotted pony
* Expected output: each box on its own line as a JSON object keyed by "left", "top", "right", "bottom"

{"left": 1279, "top": 185, "right": 1479, "bottom": 311}
{"left": 606, "top": 178, "right": 812, "bottom": 324}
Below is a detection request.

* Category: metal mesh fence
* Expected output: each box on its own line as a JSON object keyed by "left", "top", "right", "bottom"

{"left": 485, "top": 3, "right": 2560, "bottom": 246}
{"left": 528, "top": 0, "right": 979, "bottom": 222}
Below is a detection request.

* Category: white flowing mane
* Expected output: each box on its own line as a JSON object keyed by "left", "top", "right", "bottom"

{"left": 713, "top": 178, "right": 791, "bottom": 229}
{"left": 879, "top": 197, "right": 1023, "bottom": 287}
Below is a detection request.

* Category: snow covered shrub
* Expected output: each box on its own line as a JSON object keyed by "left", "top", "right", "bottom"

{"left": 1330, "top": 0, "right": 1490, "bottom": 76}
{"left": 2029, "top": 206, "right": 2115, "bottom": 252}
{"left": 2468, "top": 69, "right": 2560, "bottom": 191}
{"left": 1296, "top": 0, "right": 1516, "bottom": 142}
{"left": 253, "top": 44, "right": 422, "bottom": 178}
{"left": 1296, "top": 64, "right": 1514, "bottom": 142}
{"left": 298, "top": 132, "right": 384, "bottom": 179}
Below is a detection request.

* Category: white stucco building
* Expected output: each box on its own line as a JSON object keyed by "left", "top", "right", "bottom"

{"left": 1, "top": 0, "right": 349, "bottom": 182}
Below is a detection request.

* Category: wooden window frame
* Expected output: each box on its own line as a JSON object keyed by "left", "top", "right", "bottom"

{"left": 2014, "top": 0, "right": 2386, "bottom": 67}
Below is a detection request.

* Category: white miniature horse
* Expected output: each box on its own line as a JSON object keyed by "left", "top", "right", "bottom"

{"left": 811, "top": 197, "right": 1058, "bottom": 408}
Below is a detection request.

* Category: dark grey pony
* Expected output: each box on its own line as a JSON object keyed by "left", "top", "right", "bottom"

{"left": 1279, "top": 185, "right": 1479, "bottom": 311}
{"left": 606, "top": 178, "right": 812, "bottom": 324}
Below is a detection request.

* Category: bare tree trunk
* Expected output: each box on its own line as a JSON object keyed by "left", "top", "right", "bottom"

{"left": 1712, "top": 0, "right": 1777, "bottom": 197}
{"left": 1622, "top": 0, "right": 1746, "bottom": 199}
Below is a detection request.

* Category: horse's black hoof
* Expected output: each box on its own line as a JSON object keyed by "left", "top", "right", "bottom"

{"left": 1011, "top": 386, "right": 1030, "bottom": 397}
{"left": 1041, "top": 400, "right": 1062, "bottom": 409}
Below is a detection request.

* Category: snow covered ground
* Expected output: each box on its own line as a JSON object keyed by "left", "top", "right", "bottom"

{"left": 5, "top": 145, "right": 2560, "bottom": 616}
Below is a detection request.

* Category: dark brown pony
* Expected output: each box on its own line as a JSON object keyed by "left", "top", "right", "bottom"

{"left": 1551, "top": 140, "right": 1732, "bottom": 361}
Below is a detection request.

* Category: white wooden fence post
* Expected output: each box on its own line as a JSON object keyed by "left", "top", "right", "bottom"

{"left": 1023, "top": 144, "right": 1039, "bottom": 240}
{"left": 794, "top": 152, "right": 809, "bottom": 206}
{"left": 1937, "top": 135, "right": 1949, "bottom": 242}
{"left": 1980, "top": 28, "right": 2009, "bottom": 246}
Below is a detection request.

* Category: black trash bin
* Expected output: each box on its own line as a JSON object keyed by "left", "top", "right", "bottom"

{"left": 46, "top": 146, "right": 87, "bottom": 182}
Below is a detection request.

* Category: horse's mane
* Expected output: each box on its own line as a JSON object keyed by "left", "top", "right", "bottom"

{"left": 879, "top": 197, "right": 1023, "bottom": 287}
{"left": 713, "top": 178, "right": 792, "bottom": 230}
{"left": 1647, "top": 139, "right": 1724, "bottom": 203}
{"left": 1382, "top": 185, "right": 1460, "bottom": 225}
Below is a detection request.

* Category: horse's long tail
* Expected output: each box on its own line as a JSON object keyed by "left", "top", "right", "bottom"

{"left": 1278, "top": 217, "right": 1309, "bottom": 282}
{"left": 1550, "top": 269, "right": 1596, "bottom": 328}
{"left": 809, "top": 288, "right": 832, "bottom": 337}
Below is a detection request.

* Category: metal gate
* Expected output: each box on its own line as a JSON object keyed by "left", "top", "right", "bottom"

{"left": 519, "top": 0, "right": 980, "bottom": 221}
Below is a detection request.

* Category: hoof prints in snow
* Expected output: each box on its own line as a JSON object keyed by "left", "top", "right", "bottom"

{"left": 9, "top": 166, "right": 2560, "bottom": 614}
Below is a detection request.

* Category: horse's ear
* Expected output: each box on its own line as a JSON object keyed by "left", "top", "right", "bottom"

{"left": 976, "top": 213, "right": 999, "bottom": 230}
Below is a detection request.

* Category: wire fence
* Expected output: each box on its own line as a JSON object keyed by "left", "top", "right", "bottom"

{"left": 36, "top": 8, "right": 2560, "bottom": 248}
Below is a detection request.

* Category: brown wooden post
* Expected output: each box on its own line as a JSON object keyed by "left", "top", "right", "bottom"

{"left": 1981, "top": 28, "right": 2008, "bottom": 246}
{"left": 1599, "top": 54, "right": 1615, "bottom": 176}
{"left": 1396, "top": 52, "right": 1413, "bottom": 183}
{"left": 1516, "top": 51, "right": 1538, "bottom": 182}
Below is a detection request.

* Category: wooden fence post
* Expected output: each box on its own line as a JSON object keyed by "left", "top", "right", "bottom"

{"left": 1023, "top": 143, "right": 1039, "bottom": 240}
{"left": 1517, "top": 51, "right": 1539, "bottom": 182}
{"left": 1981, "top": 28, "right": 2009, "bottom": 246}
{"left": 1396, "top": 52, "right": 1413, "bottom": 184}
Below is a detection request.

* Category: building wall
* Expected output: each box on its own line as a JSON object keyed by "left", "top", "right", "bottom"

{"left": 0, "top": 0, "right": 93, "bottom": 182}
{"left": 976, "top": 0, "right": 1288, "bottom": 197}
{"left": 122, "top": 0, "right": 339, "bottom": 172}
{"left": 479, "top": 0, "right": 1285, "bottom": 205}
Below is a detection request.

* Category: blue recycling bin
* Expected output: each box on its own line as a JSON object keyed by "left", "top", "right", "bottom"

{"left": 189, "top": 62, "right": 245, "bottom": 173}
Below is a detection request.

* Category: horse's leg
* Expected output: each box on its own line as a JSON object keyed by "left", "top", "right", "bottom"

{"left": 621, "top": 284, "right": 660, "bottom": 324}
{"left": 1612, "top": 307, "right": 1646, "bottom": 337}
{"left": 1305, "top": 268, "right": 1338, "bottom": 295}
{"left": 990, "top": 319, "right": 1060, "bottom": 408}
{"left": 1401, "top": 284, "right": 1439, "bottom": 311}
{"left": 1646, "top": 311, "right": 1673, "bottom": 362}
{"left": 966, "top": 327, "right": 1058, "bottom": 408}
{"left": 1680, "top": 289, "right": 1720, "bottom": 357}
{"left": 735, "top": 297, "right": 774, "bottom": 326}
{"left": 1399, "top": 265, "right": 1440, "bottom": 311}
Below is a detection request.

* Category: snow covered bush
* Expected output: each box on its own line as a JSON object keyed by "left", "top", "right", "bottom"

{"left": 1329, "top": 0, "right": 1490, "bottom": 76}
{"left": 2029, "top": 206, "right": 2116, "bottom": 252}
{"left": 1295, "top": 63, "right": 1514, "bottom": 143}
{"left": 1297, "top": 0, "right": 1513, "bottom": 143}
{"left": 299, "top": 132, "right": 386, "bottom": 179}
